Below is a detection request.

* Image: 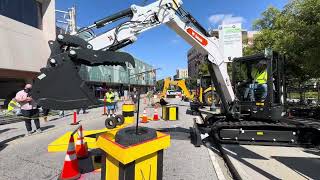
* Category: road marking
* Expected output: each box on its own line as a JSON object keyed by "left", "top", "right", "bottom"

{"left": 207, "top": 147, "right": 226, "bottom": 180}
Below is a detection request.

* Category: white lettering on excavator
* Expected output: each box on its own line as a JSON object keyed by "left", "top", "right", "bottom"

{"left": 186, "top": 28, "right": 208, "bottom": 46}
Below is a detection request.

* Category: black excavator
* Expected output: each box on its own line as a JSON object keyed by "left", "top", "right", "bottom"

{"left": 31, "top": 0, "right": 320, "bottom": 148}
{"left": 191, "top": 51, "right": 320, "bottom": 147}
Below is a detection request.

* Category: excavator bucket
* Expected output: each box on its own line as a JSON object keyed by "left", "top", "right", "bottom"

{"left": 32, "top": 34, "right": 135, "bottom": 110}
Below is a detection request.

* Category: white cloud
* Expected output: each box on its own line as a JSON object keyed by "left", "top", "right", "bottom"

{"left": 208, "top": 14, "right": 225, "bottom": 24}
{"left": 208, "top": 14, "right": 245, "bottom": 25}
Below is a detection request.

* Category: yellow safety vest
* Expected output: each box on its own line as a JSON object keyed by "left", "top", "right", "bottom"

{"left": 7, "top": 100, "right": 18, "bottom": 111}
{"left": 105, "top": 92, "right": 115, "bottom": 103}
{"left": 251, "top": 67, "right": 267, "bottom": 84}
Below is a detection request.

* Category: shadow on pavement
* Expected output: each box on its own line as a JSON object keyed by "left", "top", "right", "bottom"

{"left": 0, "top": 134, "right": 25, "bottom": 151}
{"left": 272, "top": 156, "right": 320, "bottom": 179}
{"left": 48, "top": 113, "right": 72, "bottom": 122}
{"left": 156, "top": 127, "right": 190, "bottom": 141}
{"left": 41, "top": 125, "right": 55, "bottom": 131}
{"left": 221, "top": 145, "right": 281, "bottom": 180}
{"left": 0, "top": 128, "right": 16, "bottom": 134}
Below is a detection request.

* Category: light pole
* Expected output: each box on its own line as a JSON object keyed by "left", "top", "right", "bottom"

{"left": 127, "top": 66, "right": 133, "bottom": 93}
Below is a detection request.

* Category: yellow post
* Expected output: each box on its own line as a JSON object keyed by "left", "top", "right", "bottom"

{"left": 162, "top": 105, "right": 178, "bottom": 121}
{"left": 122, "top": 103, "right": 135, "bottom": 124}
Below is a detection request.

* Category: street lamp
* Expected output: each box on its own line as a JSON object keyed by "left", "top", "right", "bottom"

{"left": 127, "top": 65, "right": 133, "bottom": 93}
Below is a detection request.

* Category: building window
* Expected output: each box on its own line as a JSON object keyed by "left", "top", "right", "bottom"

{"left": 0, "top": 0, "right": 43, "bottom": 29}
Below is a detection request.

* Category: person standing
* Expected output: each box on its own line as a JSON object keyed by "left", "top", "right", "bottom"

{"left": 130, "top": 87, "right": 139, "bottom": 112}
{"left": 105, "top": 88, "right": 115, "bottom": 117}
{"left": 15, "top": 84, "right": 42, "bottom": 136}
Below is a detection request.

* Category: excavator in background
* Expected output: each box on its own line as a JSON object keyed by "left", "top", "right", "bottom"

{"left": 31, "top": 0, "right": 319, "bottom": 147}
{"left": 161, "top": 77, "right": 218, "bottom": 106}
{"left": 161, "top": 77, "right": 192, "bottom": 99}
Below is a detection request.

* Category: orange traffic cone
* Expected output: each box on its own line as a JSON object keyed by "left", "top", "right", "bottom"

{"left": 75, "top": 125, "right": 89, "bottom": 159}
{"left": 71, "top": 110, "right": 79, "bottom": 125}
{"left": 59, "top": 136, "right": 81, "bottom": 180}
{"left": 141, "top": 109, "right": 148, "bottom": 123}
{"left": 153, "top": 107, "right": 159, "bottom": 121}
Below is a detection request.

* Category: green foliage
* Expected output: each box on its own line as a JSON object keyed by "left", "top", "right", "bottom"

{"left": 199, "top": 63, "right": 209, "bottom": 76}
{"left": 247, "top": 0, "right": 320, "bottom": 83}
{"left": 156, "top": 79, "right": 164, "bottom": 91}
{"left": 186, "top": 78, "right": 197, "bottom": 90}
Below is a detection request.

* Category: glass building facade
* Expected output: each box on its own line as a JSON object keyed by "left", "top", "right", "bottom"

{"left": 0, "top": 0, "right": 43, "bottom": 29}
{"left": 79, "top": 57, "right": 155, "bottom": 86}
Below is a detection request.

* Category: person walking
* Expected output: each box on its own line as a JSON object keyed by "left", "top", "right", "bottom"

{"left": 42, "top": 108, "right": 50, "bottom": 122}
{"left": 15, "top": 84, "right": 42, "bottom": 136}
{"left": 105, "top": 88, "right": 115, "bottom": 117}
{"left": 77, "top": 107, "right": 87, "bottom": 114}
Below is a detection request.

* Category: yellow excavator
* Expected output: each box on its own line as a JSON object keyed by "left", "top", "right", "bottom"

{"left": 161, "top": 77, "right": 218, "bottom": 105}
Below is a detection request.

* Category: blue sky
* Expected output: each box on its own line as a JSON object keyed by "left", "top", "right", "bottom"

{"left": 56, "top": 0, "right": 288, "bottom": 79}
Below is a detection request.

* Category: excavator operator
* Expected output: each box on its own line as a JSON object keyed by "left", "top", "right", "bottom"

{"left": 245, "top": 60, "right": 268, "bottom": 101}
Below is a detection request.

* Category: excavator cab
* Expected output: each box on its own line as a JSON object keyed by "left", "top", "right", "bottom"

{"left": 232, "top": 51, "right": 286, "bottom": 121}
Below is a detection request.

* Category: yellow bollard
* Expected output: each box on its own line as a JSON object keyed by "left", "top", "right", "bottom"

{"left": 122, "top": 103, "right": 135, "bottom": 124}
{"left": 162, "top": 105, "right": 178, "bottom": 121}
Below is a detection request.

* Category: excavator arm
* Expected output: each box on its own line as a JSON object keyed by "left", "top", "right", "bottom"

{"left": 161, "top": 77, "right": 193, "bottom": 100}
{"left": 33, "top": 0, "right": 235, "bottom": 114}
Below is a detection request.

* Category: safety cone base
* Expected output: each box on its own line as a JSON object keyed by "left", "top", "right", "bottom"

{"left": 76, "top": 142, "right": 89, "bottom": 159}
{"left": 58, "top": 172, "right": 80, "bottom": 180}
{"left": 59, "top": 136, "right": 81, "bottom": 180}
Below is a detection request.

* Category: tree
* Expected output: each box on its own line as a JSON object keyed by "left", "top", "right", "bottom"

{"left": 247, "top": 0, "right": 320, "bottom": 84}
{"left": 156, "top": 79, "right": 164, "bottom": 92}
{"left": 199, "top": 63, "right": 209, "bottom": 76}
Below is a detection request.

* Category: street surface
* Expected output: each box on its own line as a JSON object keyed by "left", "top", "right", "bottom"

{"left": 0, "top": 98, "right": 221, "bottom": 180}
{"left": 222, "top": 144, "right": 320, "bottom": 180}
{"left": 2, "top": 97, "right": 319, "bottom": 180}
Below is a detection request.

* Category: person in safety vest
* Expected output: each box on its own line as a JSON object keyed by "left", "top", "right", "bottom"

{"left": 7, "top": 98, "right": 20, "bottom": 115}
{"left": 105, "top": 88, "right": 115, "bottom": 117}
{"left": 247, "top": 61, "right": 268, "bottom": 101}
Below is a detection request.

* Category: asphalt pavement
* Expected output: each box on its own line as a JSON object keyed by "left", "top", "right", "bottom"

{"left": 0, "top": 98, "right": 221, "bottom": 180}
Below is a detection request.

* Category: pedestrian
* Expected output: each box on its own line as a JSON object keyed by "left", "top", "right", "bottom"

{"left": 130, "top": 87, "right": 139, "bottom": 112}
{"left": 77, "top": 107, "right": 87, "bottom": 114}
{"left": 15, "top": 84, "right": 42, "bottom": 136}
{"left": 114, "top": 90, "right": 119, "bottom": 112}
{"left": 6, "top": 97, "right": 20, "bottom": 115}
{"left": 105, "top": 88, "right": 115, "bottom": 117}
{"left": 59, "top": 110, "right": 65, "bottom": 117}
{"left": 42, "top": 108, "right": 50, "bottom": 122}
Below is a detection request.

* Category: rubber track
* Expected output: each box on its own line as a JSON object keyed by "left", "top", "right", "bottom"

{"left": 211, "top": 118, "right": 320, "bottom": 146}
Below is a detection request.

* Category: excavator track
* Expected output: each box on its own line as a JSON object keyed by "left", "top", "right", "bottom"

{"left": 210, "top": 118, "right": 320, "bottom": 147}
